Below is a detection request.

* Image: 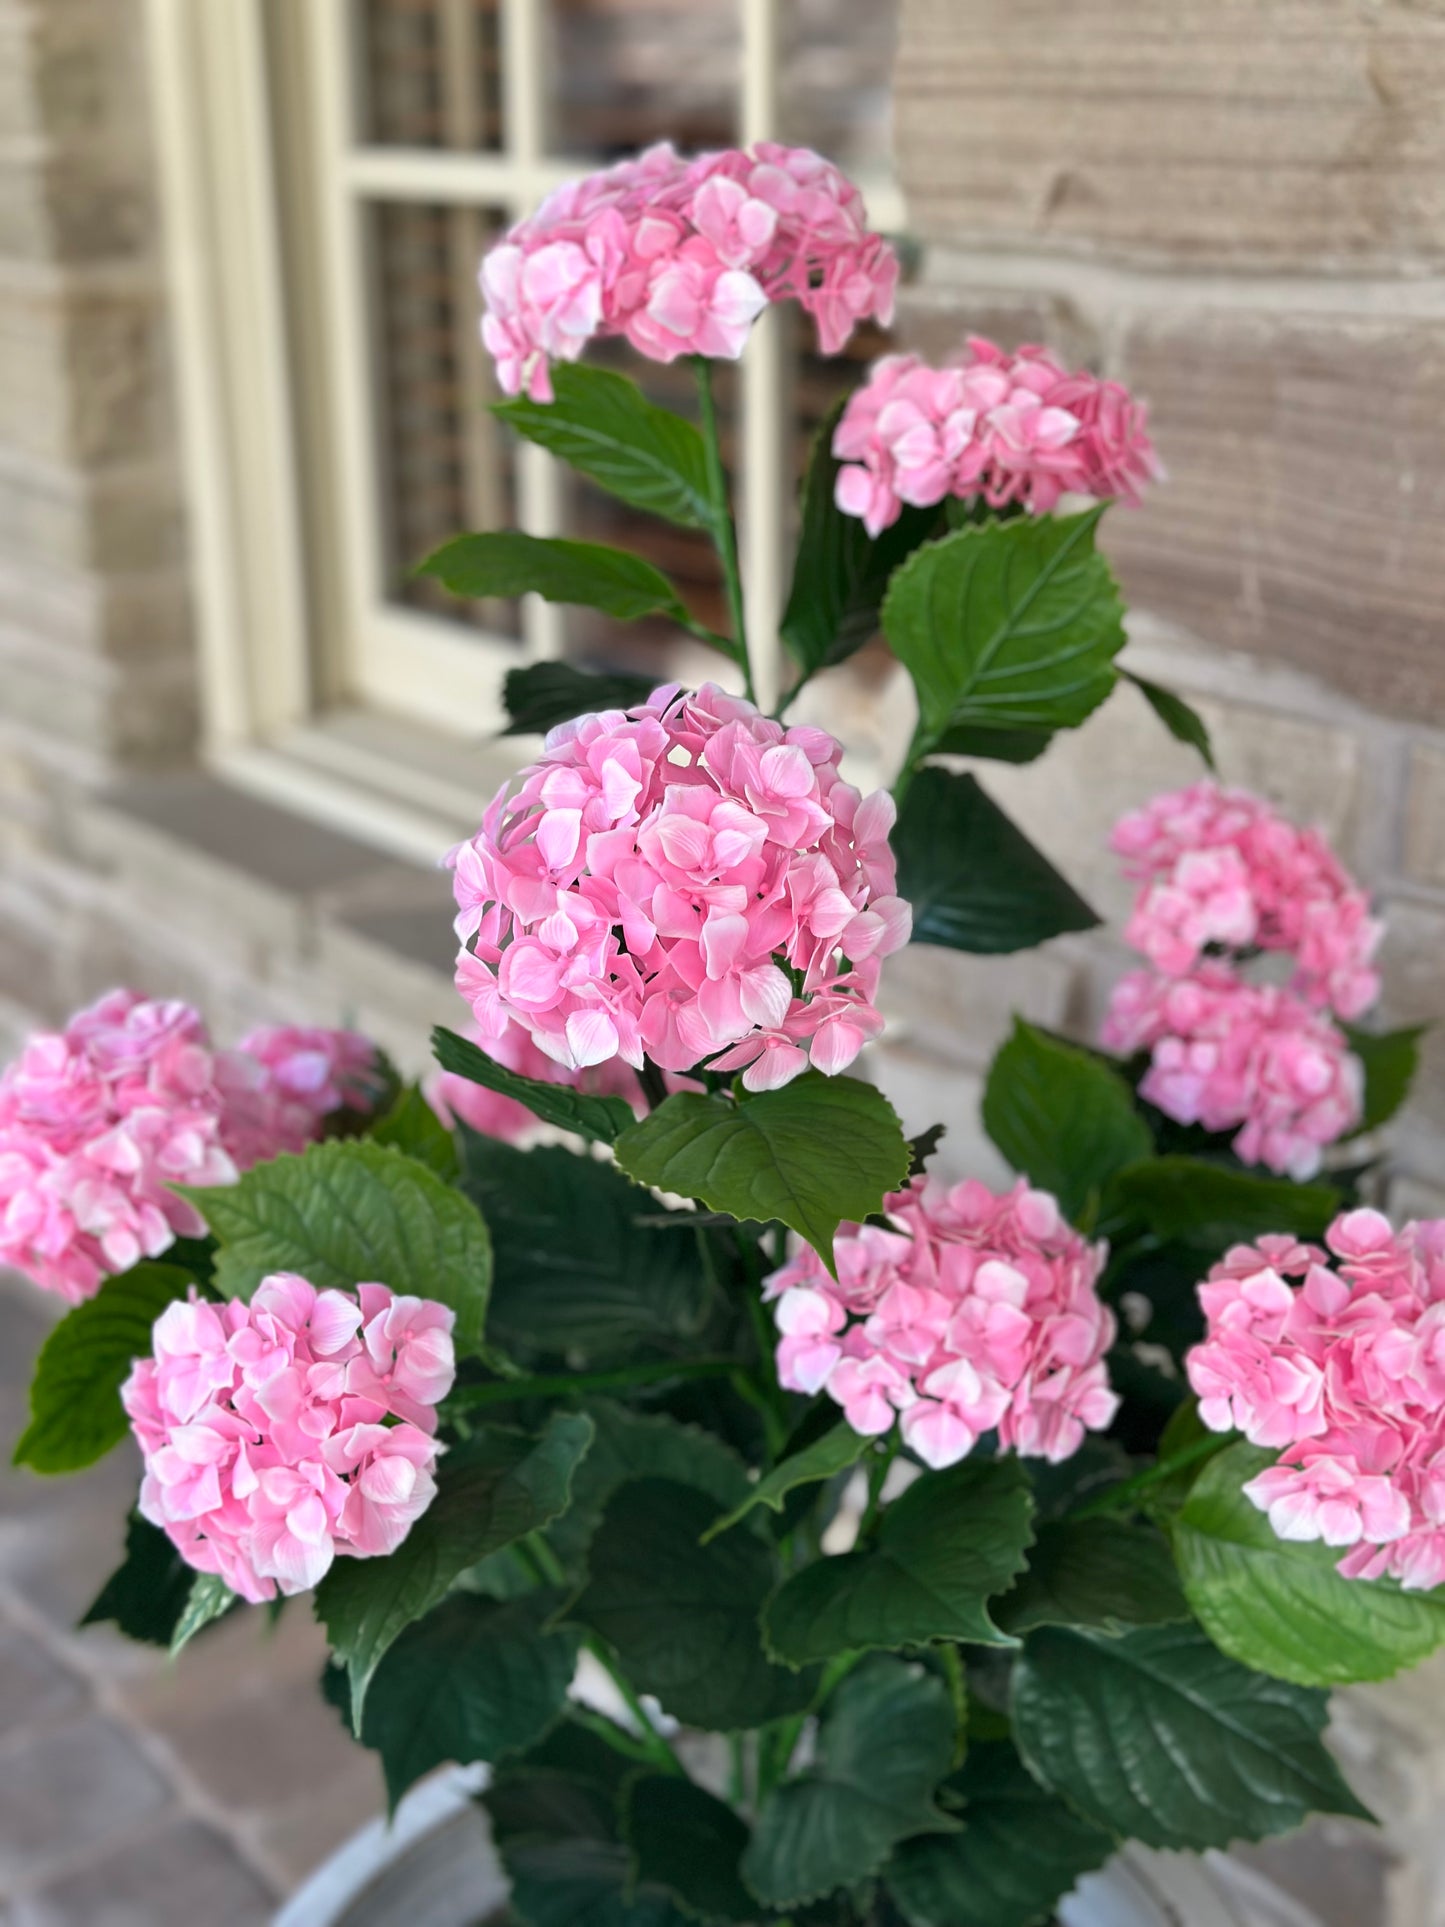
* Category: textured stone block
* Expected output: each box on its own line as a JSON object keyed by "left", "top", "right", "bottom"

{"left": 0, "top": 1717, "right": 168, "bottom": 1883}
{"left": 1106, "top": 313, "right": 1445, "bottom": 725}
{"left": 895, "top": 0, "right": 1445, "bottom": 268}
{"left": 1403, "top": 744, "right": 1445, "bottom": 888}
{"left": 864, "top": 1046, "right": 1013, "bottom": 1188}
{"left": 0, "top": 1626, "right": 87, "bottom": 1732}
{"left": 880, "top": 941, "right": 1080, "bottom": 1071}
{"left": 16, "top": 1818, "right": 274, "bottom": 1927}
{"left": 0, "top": 279, "right": 169, "bottom": 468}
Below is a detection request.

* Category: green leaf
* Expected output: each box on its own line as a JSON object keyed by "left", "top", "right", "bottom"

{"left": 1106, "top": 1156, "right": 1339, "bottom": 1246}
{"left": 614, "top": 1073, "right": 910, "bottom": 1273}
{"left": 703, "top": 1423, "right": 868, "bottom": 1543}
{"left": 355, "top": 1591, "right": 579, "bottom": 1809}
{"left": 1173, "top": 1440, "right": 1445, "bottom": 1686}
{"left": 764, "top": 1457, "right": 1034, "bottom": 1666}
{"left": 432, "top": 1025, "right": 635, "bottom": 1146}
{"left": 894, "top": 768, "right": 1099, "bottom": 954}
{"left": 316, "top": 1411, "right": 593, "bottom": 1727}
{"left": 368, "top": 1082, "right": 460, "bottom": 1182}
{"left": 417, "top": 531, "right": 697, "bottom": 629}
{"left": 495, "top": 362, "right": 714, "bottom": 531}
{"left": 569, "top": 1477, "right": 815, "bottom": 1731}
{"left": 459, "top": 1135, "right": 717, "bottom": 1366}
{"left": 932, "top": 723, "right": 1055, "bottom": 764}
{"left": 1011, "top": 1621, "right": 1372, "bottom": 1851}
{"left": 13, "top": 1261, "right": 189, "bottom": 1473}
{"left": 781, "top": 400, "right": 944, "bottom": 680}
{"left": 908, "top": 1125, "right": 947, "bottom": 1177}
{"left": 742, "top": 1656, "right": 958, "bottom": 1909}
{"left": 486, "top": 1726, "right": 691, "bottom": 1927}
{"left": 881, "top": 510, "right": 1125, "bottom": 751}
{"left": 547, "top": 1403, "right": 752, "bottom": 1578}
{"left": 982, "top": 1021, "right": 1152, "bottom": 1224}
{"left": 1343, "top": 1023, "right": 1426, "bottom": 1136}
{"left": 993, "top": 1519, "right": 1188, "bottom": 1638}
{"left": 502, "top": 661, "right": 665, "bottom": 737}
{"left": 170, "top": 1574, "right": 234, "bottom": 1656}
{"left": 623, "top": 1776, "right": 755, "bottom": 1922}
{"left": 81, "top": 1514, "right": 196, "bottom": 1647}
{"left": 1123, "top": 670, "right": 1215, "bottom": 768}
{"left": 885, "top": 1739, "right": 1112, "bottom": 1927}
{"left": 182, "top": 1139, "right": 492, "bottom": 1358}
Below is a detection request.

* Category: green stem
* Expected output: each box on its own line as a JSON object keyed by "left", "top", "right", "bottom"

{"left": 1066, "top": 1433, "right": 1223, "bottom": 1522}
{"left": 585, "top": 1636, "right": 685, "bottom": 1778}
{"left": 939, "top": 1644, "right": 968, "bottom": 1768}
{"left": 635, "top": 1057, "right": 670, "bottom": 1112}
{"left": 444, "top": 1355, "right": 741, "bottom": 1413}
{"left": 569, "top": 1705, "right": 669, "bottom": 1769}
{"left": 693, "top": 356, "right": 753, "bottom": 702}
{"left": 857, "top": 1434, "right": 900, "bottom": 1543}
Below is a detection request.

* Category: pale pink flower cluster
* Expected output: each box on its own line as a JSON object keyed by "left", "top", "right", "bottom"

{"left": 1102, "top": 965, "right": 1363, "bottom": 1183}
{"left": 1102, "top": 782, "right": 1381, "bottom": 1179}
{"left": 480, "top": 141, "right": 897, "bottom": 400}
{"left": 0, "top": 991, "right": 380, "bottom": 1304}
{"left": 1187, "top": 1211, "right": 1445, "bottom": 1590}
{"left": 426, "top": 1020, "right": 646, "bottom": 1144}
{"left": 123, "top": 1274, "right": 455, "bottom": 1602}
{"left": 831, "top": 336, "right": 1160, "bottom": 537}
{"left": 765, "top": 1176, "right": 1118, "bottom": 1470}
{"left": 447, "top": 684, "right": 910, "bottom": 1092}
{"left": 1111, "top": 779, "right": 1381, "bottom": 1019}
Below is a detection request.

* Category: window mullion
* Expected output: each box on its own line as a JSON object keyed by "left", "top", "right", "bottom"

{"left": 739, "top": 0, "right": 787, "bottom": 711}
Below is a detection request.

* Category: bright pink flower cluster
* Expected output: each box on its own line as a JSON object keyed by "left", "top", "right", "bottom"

{"left": 123, "top": 1273, "right": 456, "bottom": 1603}
{"left": 480, "top": 141, "right": 897, "bottom": 400}
{"left": 1187, "top": 1211, "right": 1445, "bottom": 1590}
{"left": 447, "top": 684, "right": 910, "bottom": 1092}
{"left": 0, "top": 991, "right": 380, "bottom": 1304}
{"left": 1111, "top": 779, "right": 1381, "bottom": 1019}
{"left": 831, "top": 336, "right": 1160, "bottom": 537}
{"left": 427, "top": 1020, "right": 646, "bottom": 1144}
{"left": 765, "top": 1176, "right": 1118, "bottom": 1469}
{"left": 1102, "top": 965, "right": 1363, "bottom": 1183}
{"left": 1102, "top": 782, "right": 1381, "bottom": 1178}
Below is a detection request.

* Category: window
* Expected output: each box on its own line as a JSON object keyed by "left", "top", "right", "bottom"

{"left": 146, "top": 0, "right": 902, "bottom": 860}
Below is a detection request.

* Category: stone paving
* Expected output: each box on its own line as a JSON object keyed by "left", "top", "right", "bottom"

{"left": 0, "top": 1276, "right": 384, "bottom": 1925}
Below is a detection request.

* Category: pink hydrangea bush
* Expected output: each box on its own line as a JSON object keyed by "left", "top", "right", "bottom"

{"left": 831, "top": 335, "right": 1160, "bottom": 537}
{"left": 764, "top": 1175, "right": 1119, "bottom": 1469}
{"left": 122, "top": 1272, "right": 456, "bottom": 1602}
{"left": 1102, "top": 782, "right": 1381, "bottom": 1179}
{"left": 1102, "top": 965, "right": 1363, "bottom": 1182}
{"left": 480, "top": 141, "right": 897, "bottom": 401}
{"left": 1187, "top": 1211, "right": 1445, "bottom": 1590}
{"left": 447, "top": 683, "right": 910, "bottom": 1092}
{"left": 0, "top": 991, "right": 381, "bottom": 1303}
{"left": 1111, "top": 779, "right": 1381, "bottom": 1019}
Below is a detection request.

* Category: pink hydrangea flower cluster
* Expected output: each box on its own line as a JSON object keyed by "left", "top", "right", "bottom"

{"left": 1102, "top": 964, "right": 1363, "bottom": 1183}
{"left": 1187, "top": 1210, "right": 1445, "bottom": 1591}
{"left": 764, "top": 1176, "right": 1119, "bottom": 1470}
{"left": 1102, "top": 781, "right": 1382, "bottom": 1179}
{"left": 0, "top": 991, "right": 380, "bottom": 1304}
{"left": 480, "top": 140, "right": 897, "bottom": 401}
{"left": 447, "top": 683, "right": 910, "bottom": 1092}
{"left": 831, "top": 335, "right": 1160, "bottom": 537}
{"left": 123, "top": 1273, "right": 455, "bottom": 1602}
{"left": 427, "top": 1020, "right": 646, "bottom": 1144}
{"left": 1111, "top": 779, "right": 1382, "bottom": 1019}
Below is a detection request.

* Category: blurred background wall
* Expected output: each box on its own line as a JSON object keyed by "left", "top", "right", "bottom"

{"left": 2, "top": 2, "right": 1445, "bottom": 1918}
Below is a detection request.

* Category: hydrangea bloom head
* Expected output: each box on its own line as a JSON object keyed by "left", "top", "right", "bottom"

{"left": 1102, "top": 964, "right": 1362, "bottom": 1182}
{"left": 765, "top": 1175, "right": 1118, "bottom": 1469}
{"left": 447, "top": 684, "right": 910, "bottom": 1091}
{"left": 1187, "top": 1211, "right": 1445, "bottom": 1589}
{"left": 122, "top": 1273, "right": 456, "bottom": 1602}
{"left": 1111, "top": 779, "right": 1381, "bottom": 1020}
{"left": 832, "top": 336, "right": 1160, "bottom": 536}
{"left": 480, "top": 141, "right": 896, "bottom": 400}
{"left": 0, "top": 992, "right": 382, "bottom": 1303}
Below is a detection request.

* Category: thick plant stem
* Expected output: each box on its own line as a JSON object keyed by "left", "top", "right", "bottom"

{"left": 1066, "top": 1432, "right": 1224, "bottom": 1521}
{"left": 693, "top": 356, "right": 754, "bottom": 702}
{"left": 444, "top": 1355, "right": 740, "bottom": 1413}
{"left": 636, "top": 1057, "right": 670, "bottom": 1111}
{"left": 585, "top": 1636, "right": 685, "bottom": 1778}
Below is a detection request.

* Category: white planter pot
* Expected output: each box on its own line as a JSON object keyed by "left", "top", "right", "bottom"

{"left": 277, "top": 1768, "right": 1327, "bottom": 1927}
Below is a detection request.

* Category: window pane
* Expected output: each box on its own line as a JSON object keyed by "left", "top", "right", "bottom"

{"left": 370, "top": 200, "right": 520, "bottom": 632}
{"left": 359, "top": 0, "right": 504, "bottom": 150}
{"left": 546, "top": 0, "right": 739, "bottom": 160}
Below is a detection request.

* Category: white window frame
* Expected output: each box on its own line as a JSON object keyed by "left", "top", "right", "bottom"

{"left": 144, "top": 0, "right": 904, "bottom": 862}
